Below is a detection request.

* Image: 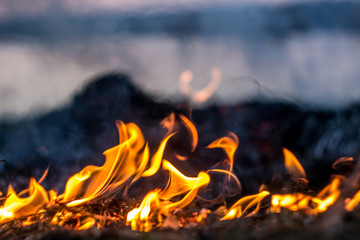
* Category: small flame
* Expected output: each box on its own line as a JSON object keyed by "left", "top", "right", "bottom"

{"left": 59, "top": 121, "right": 151, "bottom": 206}
{"left": 142, "top": 133, "right": 175, "bottom": 177}
{"left": 127, "top": 160, "right": 210, "bottom": 231}
{"left": 208, "top": 132, "right": 239, "bottom": 179}
{"left": 221, "top": 190, "right": 270, "bottom": 220}
{"left": 77, "top": 217, "right": 96, "bottom": 230}
{"left": 271, "top": 193, "right": 312, "bottom": 213}
{"left": 271, "top": 177, "right": 341, "bottom": 214}
{"left": 345, "top": 190, "right": 360, "bottom": 211}
{"left": 179, "top": 68, "right": 222, "bottom": 104}
{"left": 179, "top": 114, "right": 198, "bottom": 152}
{"left": 313, "top": 177, "right": 341, "bottom": 213}
{"left": 283, "top": 148, "right": 307, "bottom": 180}
{"left": 0, "top": 178, "right": 49, "bottom": 223}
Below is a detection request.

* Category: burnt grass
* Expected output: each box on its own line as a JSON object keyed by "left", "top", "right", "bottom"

{"left": 2, "top": 73, "right": 360, "bottom": 239}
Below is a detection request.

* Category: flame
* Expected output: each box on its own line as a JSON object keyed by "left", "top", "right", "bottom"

{"left": 179, "top": 114, "right": 198, "bottom": 152}
{"left": 313, "top": 177, "right": 341, "bottom": 213}
{"left": 59, "top": 121, "right": 150, "bottom": 206}
{"left": 126, "top": 160, "right": 210, "bottom": 231}
{"left": 208, "top": 132, "right": 239, "bottom": 179}
{"left": 271, "top": 193, "right": 312, "bottom": 213}
{"left": 271, "top": 177, "right": 341, "bottom": 214}
{"left": 271, "top": 151, "right": 340, "bottom": 214}
{"left": 0, "top": 178, "right": 49, "bottom": 223}
{"left": 77, "top": 217, "right": 96, "bottom": 230}
{"left": 283, "top": 148, "right": 307, "bottom": 180}
{"left": 179, "top": 68, "right": 222, "bottom": 104}
{"left": 345, "top": 190, "right": 360, "bottom": 211}
{"left": 2, "top": 113, "right": 360, "bottom": 232}
{"left": 221, "top": 190, "right": 270, "bottom": 220}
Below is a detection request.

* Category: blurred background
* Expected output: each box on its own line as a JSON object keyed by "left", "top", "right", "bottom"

{"left": 1, "top": 0, "right": 360, "bottom": 117}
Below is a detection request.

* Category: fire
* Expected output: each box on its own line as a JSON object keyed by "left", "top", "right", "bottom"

{"left": 126, "top": 160, "right": 210, "bottom": 231}
{"left": 346, "top": 190, "right": 360, "bottom": 211}
{"left": 221, "top": 190, "right": 270, "bottom": 220}
{"left": 59, "top": 121, "right": 151, "bottom": 206}
{"left": 208, "top": 132, "right": 239, "bottom": 178}
{"left": 270, "top": 149, "right": 341, "bottom": 215}
{"left": 179, "top": 114, "right": 198, "bottom": 152}
{"left": 0, "top": 178, "right": 48, "bottom": 223}
{"left": 2, "top": 112, "right": 360, "bottom": 233}
{"left": 283, "top": 148, "right": 306, "bottom": 180}
{"left": 270, "top": 177, "right": 341, "bottom": 214}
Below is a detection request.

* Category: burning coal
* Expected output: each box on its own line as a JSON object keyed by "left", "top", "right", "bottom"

{"left": 1, "top": 112, "right": 360, "bottom": 236}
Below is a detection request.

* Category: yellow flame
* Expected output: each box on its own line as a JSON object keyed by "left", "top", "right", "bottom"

{"left": 142, "top": 133, "right": 175, "bottom": 177}
{"left": 126, "top": 160, "right": 210, "bottom": 231}
{"left": 283, "top": 148, "right": 307, "bottom": 180}
{"left": 345, "top": 190, "right": 360, "bottom": 211}
{"left": 0, "top": 114, "right": 355, "bottom": 231}
{"left": 77, "top": 217, "right": 96, "bottom": 230}
{"left": 221, "top": 190, "right": 270, "bottom": 220}
{"left": 313, "top": 177, "right": 341, "bottom": 213}
{"left": 59, "top": 121, "right": 150, "bottom": 206}
{"left": 208, "top": 132, "right": 239, "bottom": 179}
{"left": 271, "top": 177, "right": 341, "bottom": 214}
{"left": 179, "top": 114, "right": 198, "bottom": 152}
{"left": 271, "top": 193, "right": 312, "bottom": 213}
{"left": 0, "top": 178, "right": 49, "bottom": 223}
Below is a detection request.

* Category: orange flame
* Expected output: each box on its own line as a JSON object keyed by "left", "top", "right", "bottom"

{"left": 59, "top": 121, "right": 151, "bottom": 206}
{"left": 179, "top": 114, "right": 198, "bottom": 152}
{"left": 283, "top": 148, "right": 307, "bottom": 180}
{"left": 0, "top": 178, "right": 49, "bottom": 223}
{"left": 126, "top": 160, "right": 210, "bottom": 231}
{"left": 313, "top": 177, "right": 341, "bottom": 213}
{"left": 208, "top": 132, "right": 239, "bottom": 179}
{"left": 221, "top": 190, "right": 270, "bottom": 220}
{"left": 271, "top": 193, "right": 312, "bottom": 213}
{"left": 345, "top": 190, "right": 360, "bottom": 211}
{"left": 1, "top": 113, "right": 359, "bottom": 232}
{"left": 271, "top": 177, "right": 341, "bottom": 214}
